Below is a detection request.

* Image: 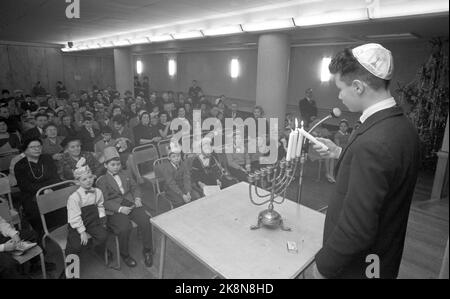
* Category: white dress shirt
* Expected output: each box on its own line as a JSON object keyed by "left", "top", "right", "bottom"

{"left": 67, "top": 187, "right": 106, "bottom": 234}
{"left": 109, "top": 172, "right": 125, "bottom": 194}
{"left": 360, "top": 97, "right": 397, "bottom": 124}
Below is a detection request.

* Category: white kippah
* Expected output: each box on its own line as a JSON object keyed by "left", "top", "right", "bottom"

{"left": 352, "top": 43, "right": 394, "bottom": 80}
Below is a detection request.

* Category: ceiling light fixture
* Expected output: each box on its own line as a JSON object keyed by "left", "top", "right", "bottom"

{"left": 171, "top": 31, "right": 203, "bottom": 40}
{"left": 241, "top": 19, "right": 295, "bottom": 32}
{"left": 202, "top": 25, "right": 243, "bottom": 36}
{"left": 294, "top": 9, "right": 368, "bottom": 27}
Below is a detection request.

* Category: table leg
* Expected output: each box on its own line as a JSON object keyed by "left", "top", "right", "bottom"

{"left": 158, "top": 234, "right": 166, "bottom": 279}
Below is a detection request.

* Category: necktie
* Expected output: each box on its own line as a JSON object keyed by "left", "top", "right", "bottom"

{"left": 85, "top": 189, "right": 95, "bottom": 194}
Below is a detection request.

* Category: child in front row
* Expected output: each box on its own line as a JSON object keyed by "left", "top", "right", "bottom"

{"left": 65, "top": 158, "right": 108, "bottom": 264}
{"left": 96, "top": 147, "right": 154, "bottom": 268}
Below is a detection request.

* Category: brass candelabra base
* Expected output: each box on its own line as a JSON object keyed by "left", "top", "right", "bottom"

{"left": 250, "top": 206, "right": 291, "bottom": 231}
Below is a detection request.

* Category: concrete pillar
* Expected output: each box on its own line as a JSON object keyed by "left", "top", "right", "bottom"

{"left": 255, "top": 33, "right": 290, "bottom": 133}
{"left": 114, "top": 48, "right": 133, "bottom": 97}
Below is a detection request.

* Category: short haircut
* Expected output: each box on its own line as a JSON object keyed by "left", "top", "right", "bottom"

{"left": 0, "top": 117, "right": 6, "bottom": 124}
{"left": 2, "top": 89, "right": 10, "bottom": 94}
{"left": 329, "top": 48, "right": 390, "bottom": 90}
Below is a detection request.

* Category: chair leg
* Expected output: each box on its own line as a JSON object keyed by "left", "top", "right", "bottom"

{"left": 39, "top": 252, "right": 47, "bottom": 279}
{"left": 115, "top": 236, "right": 121, "bottom": 270}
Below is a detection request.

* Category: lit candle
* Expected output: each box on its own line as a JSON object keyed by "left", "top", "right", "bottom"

{"left": 298, "top": 127, "right": 329, "bottom": 151}
{"left": 285, "top": 128, "right": 297, "bottom": 161}
{"left": 295, "top": 120, "right": 304, "bottom": 157}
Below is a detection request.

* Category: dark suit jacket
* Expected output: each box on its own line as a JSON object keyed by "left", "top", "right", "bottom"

{"left": 96, "top": 171, "right": 142, "bottom": 215}
{"left": 315, "top": 106, "right": 420, "bottom": 279}
{"left": 23, "top": 127, "right": 45, "bottom": 141}
{"left": 159, "top": 161, "right": 192, "bottom": 196}
{"left": 298, "top": 97, "right": 317, "bottom": 125}
{"left": 78, "top": 126, "right": 100, "bottom": 152}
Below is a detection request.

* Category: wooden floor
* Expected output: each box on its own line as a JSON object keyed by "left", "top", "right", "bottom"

{"left": 40, "top": 160, "right": 448, "bottom": 279}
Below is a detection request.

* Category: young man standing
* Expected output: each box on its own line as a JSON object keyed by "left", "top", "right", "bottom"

{"left": 312, "top": 43, "right": 420, "bottom": 279}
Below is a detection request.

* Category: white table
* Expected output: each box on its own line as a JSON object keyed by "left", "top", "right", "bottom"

{"left": 151, "top": 182, "right": 325, "bottom": 279}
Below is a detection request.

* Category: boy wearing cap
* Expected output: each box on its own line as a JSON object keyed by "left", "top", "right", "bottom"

{"left": 312, "top": 43, "right": 420, "bottom": 279}
{"left": 65, "top": 158, "right": 108, "bottom": 265}
{"left": 96, "top": 147, "right": 154, "bottom": 268}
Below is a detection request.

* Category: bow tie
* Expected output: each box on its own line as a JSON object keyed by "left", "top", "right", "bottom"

{"left": 85, "top": 189, "right": 95, "bottom": 194}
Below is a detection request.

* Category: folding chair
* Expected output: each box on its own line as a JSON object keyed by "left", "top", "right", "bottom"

{"left": 0, "top": 151, "right": 18, "bottom": 173}
{"left": 130, "top": 143, "right": 160, "bottom": 198}
{"left": 153, "top": 158, "right": 174, "bottom": 214}
{"left": 36, "top": 181, "right": 121, "bottom": 272}
{"left": 0, "top": 197, "right": 46, "bottom": 278}
{"left": 0, "top": 172, "right": 21, "bottom": 229}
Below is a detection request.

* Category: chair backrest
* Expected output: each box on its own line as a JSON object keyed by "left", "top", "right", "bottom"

{"left": 0, "top": 152, "right": 18, "bottom": 173}
{"left": 130, "top": 143, "right": 159, "bottom": 182}
{"left": 153, "top": 158, "right": 170, "bottom": 194}
{"left": 36, "top": 181, "right": 77, "bottom": 234}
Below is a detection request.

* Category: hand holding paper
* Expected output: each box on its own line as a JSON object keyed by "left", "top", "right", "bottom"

{"left": 298, "top": 128, "right": 329, "bottom": 151}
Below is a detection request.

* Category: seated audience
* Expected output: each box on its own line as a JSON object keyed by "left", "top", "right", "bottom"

{"left": 226, "top": 136, "right": 251, "bottom": 182}
{"left": 0, "top": 105, "right": 21, "bottom": 133}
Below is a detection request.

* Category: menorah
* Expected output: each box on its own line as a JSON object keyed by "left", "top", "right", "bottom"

{"left": 247, "top": 108, "right": 340, "bottom": 231}
{"left": 247, "top": 155, "right": 305, "bottom": 231}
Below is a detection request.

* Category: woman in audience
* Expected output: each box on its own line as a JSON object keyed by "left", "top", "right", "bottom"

{"left": 41, "top": 123, "right": 64, "bottom": 161}
{"left": 59, "top": 136, "right": 104, "bottom": 180}
{"left": 58, "top": 114, "right": 78, "bottom": 138}
{"left": 133, "top": 112, "right": 153, "bottom": 145}
{"left": 0, "top": 118, "right": 20, "bottom": 154}
{"left": 14, "top": 138, "right": 62, "bottom": 236}
{"left": 127, "top": 101, "right": 139, "bottom": 128}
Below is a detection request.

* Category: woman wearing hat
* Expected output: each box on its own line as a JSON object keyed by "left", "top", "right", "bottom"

{"left": 59, "top": 136, "right": 104, "bottom": 180}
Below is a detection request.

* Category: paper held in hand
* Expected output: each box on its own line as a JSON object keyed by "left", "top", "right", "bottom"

{"left": 203, "top": 185, "right": 221, "bottom": 197}
{"left": 298, "top": 128, "right": 329, "bottom": 151}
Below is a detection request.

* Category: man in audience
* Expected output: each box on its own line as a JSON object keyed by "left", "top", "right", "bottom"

{"left": 78, "top": 116, "right": 100, "bottom": 152}
{"left": 188, "top": 80, "right": 203, "bottom": 107}
{"left": 23, "top": 113, "right": 48, "bottom": 140}
{"left": 20, "top": 95, "right": 38, "bottom": 113}
{"left": 32, "top": 81, "right": 47, "bottom": 97}
{"left": 1, "top": 89, "right": 12, "bottom": 105}
{"left": 299, "top": 88, "right": 318, "bottom": 127}
{"left": 94, "top": 126, "right": 116, "bottom": 159}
